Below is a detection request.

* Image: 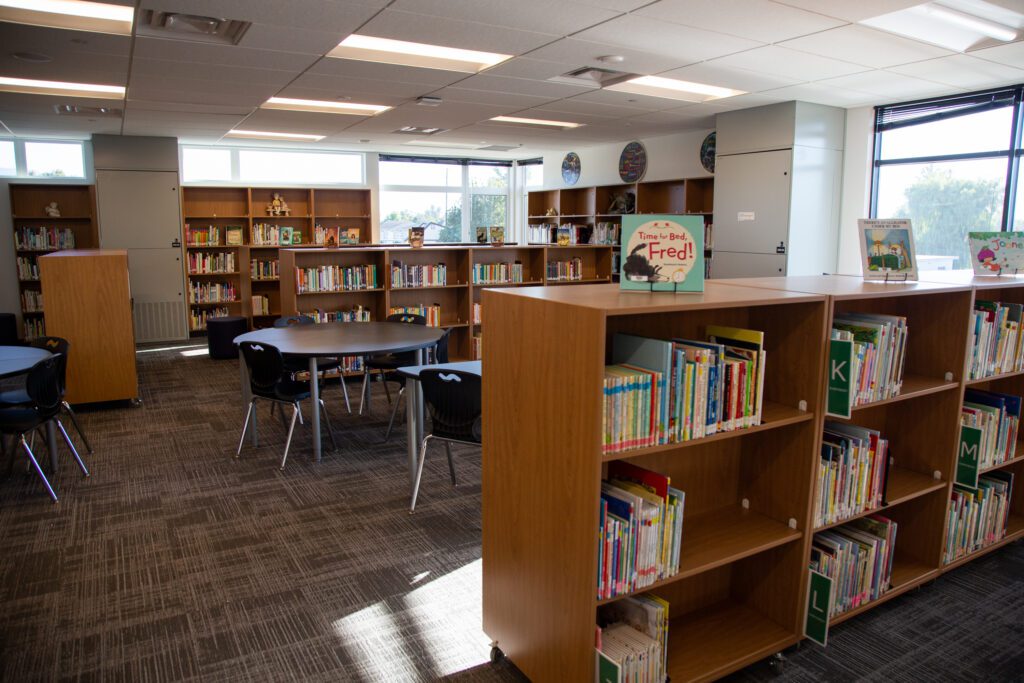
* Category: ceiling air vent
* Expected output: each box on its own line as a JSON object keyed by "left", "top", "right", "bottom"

{"left": 548, "top": 66, "right": 634, "bottom": 89}
{"left": 54, "top": 104, "right": 122, "bottom": 118}
{"left": 478, "top": 144, "right": 521, "bottom": 152}
{"left": 137, "top": 10, "right": 251, "bottom": 45}
{"left": 393, "top": 126, "right": 448, "bottom": 135}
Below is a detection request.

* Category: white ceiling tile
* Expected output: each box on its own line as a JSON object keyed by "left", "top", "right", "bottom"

{"left": 0, "top": 115, "right": 121, "bottom": 136}
{"left": 452, "top": 74, "right": 592, "bottom": 99}
{"left": 231, "top": 109, "right": 355, "bottom": 135}
{"left": 126, "top": 100, "right": 253, "bottom": 115}
{"left": 816, "top": 70, "right": 957, "bottom": 99}
{"left": 356, "top": 8, "right": 558, "bottom": 55}
{"left": 676, "top": 92, "right": 787, "bottom": 113}
{"left": 573, "top": 15, "right": 763, "bottom": 63}
{"left": 522, "top": 39, "right": 691, "bottom": 76}
{"left": 129, "top": 58, "right": 297, "bottom": 88}
{"left": 635, "top": 0, "right": 847, "bottom": 43}
{"left": 0, "top": 22, "right": 130, "bottom": 57}
{"left": 0, "top": 92, "right": 124, "bottom": 115}
{"left": 572, "top": 0, "right": 654, "bottom": 10}
{"left": 709, "top": 45, "right": 868, "bottom": 81}
{"left": 969, "top": 40, "right": 1024, "bottom": 69}
{"left": 770, "top": 0, "right": 924, "bottom": 23}
{"left": 309, "top": 58, "right": 467, "bottom": 88}
{"left": 343, "top": 101, "right": 512, "bottom": 132}
{"left": 889, "top": 54, "right": 1024, "bottom": 89}
{"left": 568, "top": 89, "right": 686, "bottom": 111}
{"left": 132, "top": 37, "right": 318, "bottom": 72}
{"left": 534, "top": 98, "right": 651, "bottom": 118}
{"left": 481, "top": 57, "right": 576, "bottom": 80}
{"left": 513, "top": 104, "right": 631, "bottom": 124}
{"left": 429, "top": 87, "right": 558, "bottom": 108}
{"left": 760, "top": 82, "right": 879, "bottom": 107}
{"left": 0, "top": 50, "right": 128, "bottom": 86}
{"left": 137, "top": 0, "right": 386, "bottom": 30}
{"left": 778, "top": 25, "right": 955, "bottom": 69}
{"left": 123, "top": 108, "right": 246, "bottom": 130}
{"left": 284, "top": 72, "right": 439, "bottom": 99}
{"left": 238, "top": 23, "right": 355, "bottom": 56}
{"left": 656, "top": 62, "right": 801, "bottom": 92}
{"left": 273, "top": 85, "right": 411, "bottom": 107}
{"left": 388, "top": 0, "right": 621, "bottom": 34}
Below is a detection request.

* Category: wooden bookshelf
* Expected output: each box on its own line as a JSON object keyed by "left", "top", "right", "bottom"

{"left": 9, "top": 183, "right": 98, "bottom": 340}
{"left": 481, "top": 281, "right": 828, "bottom": 681}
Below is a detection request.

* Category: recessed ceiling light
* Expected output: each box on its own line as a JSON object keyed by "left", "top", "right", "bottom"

{"left": 226, "top": 129, "right": 325, "bottom": 142}
{"left": 0, "top": 76, "right": 124, "bottom": 99}
{"left": 924, "top": 4, "right": 1017, "bottom": 41}
{"left": 861, "top": 1, "right": 1022, "bottom": 51}
{"left": 597, "top": 55, "right": 625, "bottom": 64}
{"left": 490, "top": 115, "right": 583, "bottom": 129}
{"left": 0, "top": 0, "right": 133, "bottom": 35}
{"left": 10, "top": 52, "right": 52, "bottom": 63}
{"left": 605, "top": 75, "right": 745, "bottom": 102}
{"left": 261, "top": 97, "right": 391, "bottom": 116}
{"left": 328, "top": 34, "right": 511, "bottom": 73}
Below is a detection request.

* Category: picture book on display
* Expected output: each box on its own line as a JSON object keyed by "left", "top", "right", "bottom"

{"left": 858, "top": 219, "right": 917, "bottom": 281}
{"left": 620, "top": 214, "right": 704, "bottom": 292}
{"left": 969, "top": 232, "right": 1024, "bottom": 275}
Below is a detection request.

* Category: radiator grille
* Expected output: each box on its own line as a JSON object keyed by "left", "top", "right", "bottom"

{"left": 134, "top": 301, "right": 188, "bottom": 343}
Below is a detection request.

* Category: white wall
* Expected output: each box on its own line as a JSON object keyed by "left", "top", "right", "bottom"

{"left": 836, "top": 107, "right": 875, "bottom": 274}
{"left": 540, "top": 129, "right": 714, "bottom": 189}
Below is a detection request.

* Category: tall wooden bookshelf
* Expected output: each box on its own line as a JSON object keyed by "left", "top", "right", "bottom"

{"left": 9, "top": 183, "right": 98, "bottom": 340}
{"left": 482, "top": 282, "right": 829, "bottom": 681}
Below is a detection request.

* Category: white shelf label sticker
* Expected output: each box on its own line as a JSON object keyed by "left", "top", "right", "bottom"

{"left": 738, "top": 211, "right": 755, "bottom": 222}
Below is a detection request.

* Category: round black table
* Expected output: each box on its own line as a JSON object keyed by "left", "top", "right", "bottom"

{"left": 0, "top": 346, "right": 59, "bottom": 471}
{"left": 234, "top": 322, "right": 444, "bottom": 466}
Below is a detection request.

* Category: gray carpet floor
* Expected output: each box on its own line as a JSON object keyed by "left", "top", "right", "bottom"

{"left": 0, "top": 344, "right": 1021, "bottom": 682}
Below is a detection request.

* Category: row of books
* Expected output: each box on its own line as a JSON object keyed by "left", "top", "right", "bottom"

{"left": 251, "top": 223, "right": 287, "bottom": 246}
{"left": 968, "top": 300, "right": 1024, "bottom": 380}
{"left": 546, "top": 257, "right": 583, "bottom": 281}
{"left": 251, "top": 295, "right": 271, "bottom": 316}
{"left": 472, "top": 333, "right": 482, "bottom": 360}
{"left": 391, "top": 261, "right": 447, "bottom": 288}
{"left": 472, "top": 261, "right": 523, "bottom": 284}
{"left": 15, "top": 256, "right": 38, "bottom": 281}
{"left": 295, "top": 265, "right": 378, "bottom": 293}
{"left": 188, "top": 281, "right": 237, "bottom": 304}
{"left": 810, "top": 515, "right": 897, "bottom": 618}
{"left": 814, "top": 422, "right": 890, "bottom": 528}
{"left": 313, "top": 224, "right": 360, "bottom": 246}
{"left": 602, "top": 328, "right": 766, "bottom": 454}
{"left": 21, "top": 290, "right": 43, "bottom": 312}
{"left": 473, "top": 303, "right": 482, "bottom": 325}
{"left": 831, "top": 312, "right": 907, "bottom": 408}
{"left": 184, "top": 224, "right": 219, "bottom": 247}
{"left": 189, "top": 306, "right": 230, "bottom": 331}
{"left": 302, "top": 307, "right": 371, "bottom": 323}
{"left": 944, "top": 472, "right": 1015, "bottom": 564}
{"left": 598, "top": 461, "right": 685, "bottom": 599}
{"left": 188, "top": 251, "right": 235, "bottom": 274}
{"left": 389, "top": 304, "right": 442, "bottom": 327}
{"left": 15, "top": 226, "right": 75, "bottom": 251}
{"left": 961, "top": 388, "right": 1020, "bottom": 470}
{"left": 596, "top": 595, "right": 668, "bottom": 683}
{"left": 250, "top": 259, "right": 280, "bottom": 280}
{"left": 23, "top": 317, "right": 44, "bottom": 340}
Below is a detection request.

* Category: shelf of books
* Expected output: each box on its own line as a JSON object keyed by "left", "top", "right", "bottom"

{"left": 481, "top": 281, "right": 829, "bottom": 682}
{"left": 9, "top": 183, "right": 98, "bottom": 340}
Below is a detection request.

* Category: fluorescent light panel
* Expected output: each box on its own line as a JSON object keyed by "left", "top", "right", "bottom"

{"left": 490, "top": 115, "right": 583, "bottom": 129}
{"left": 0, "top": 0, "right": 133, "bottom": 35}
{"left": 925, "top": 4, "right": 1017, "bottom": 41}
{"left": 329, "top": 34, "right": 511, "bottom": 73}
{"left": 605, "top": 75, "right": 745, "bottom": 103}
{"left": 0, "top": 76, "right": 124, "bottom": 99}
{"left": 227, "top": 129, "right": 325, "bottom": 142}
{"left": 262, "top": 97, "right": 391, "bottom": 116}
{"left": 861, "top": 1, "right": 1021, "bottom": 51}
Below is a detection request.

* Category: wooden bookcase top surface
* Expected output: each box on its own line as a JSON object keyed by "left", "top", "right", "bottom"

{"left": 723, "top": 274, "right": 971, "bottom": 299}
{"left": 917, "top": 270, "right": 1024, "bottom": 289}
{"left": 39, "top": 248, "right": 126, "bottom": 258}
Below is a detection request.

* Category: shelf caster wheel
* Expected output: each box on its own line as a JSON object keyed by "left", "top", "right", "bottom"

{"left": 768, "top": 652, "right": 786, "bottom": 676}
{"left": 490, "top": 645, "right": 504, "bottom": 664}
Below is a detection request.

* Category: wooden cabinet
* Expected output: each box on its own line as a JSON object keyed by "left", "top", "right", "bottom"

{"left": 38, "top": 250, "right": 138, "bottom": 404}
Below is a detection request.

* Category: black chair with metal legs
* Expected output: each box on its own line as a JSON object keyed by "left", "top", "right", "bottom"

{"left": 273, "top": 315, "right": 352, "bottom": 413}
{"left": 409, "top": 368, "right": 482, "bottom": 513}
{"left": 236, "top": 341, "right": 337, "bottom": 470}
{"left": 0, "top": 336, "right": 93, "bottom": 454}
{"left": 0, "top": 355, "right": 89, "bottom": 503}
{"left": 383, "top": 328, "right": 450, "bottom": 442}
{"left": 361, "top": 313, "right": 427, "bottom": 416}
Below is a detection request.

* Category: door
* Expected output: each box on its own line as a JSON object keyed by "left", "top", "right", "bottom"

{"left": 96, "top": 170, "right": 188, "bottom": 342}
{"left": 712, "top": 149, "right": 793, "bottom": 255}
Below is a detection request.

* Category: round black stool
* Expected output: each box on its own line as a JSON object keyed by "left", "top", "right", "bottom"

{"left": 207, "top": 315, "right": 248, "bottom": 360}
{"left": 0, "top": 313, "right": 17, "bottom": 345}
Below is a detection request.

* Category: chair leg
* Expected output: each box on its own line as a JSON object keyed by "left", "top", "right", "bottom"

{"left": 236, "top": 399, "right": 256, "bottom": 458}
{"left": 55, "top": 419, "right": 88, "bottom": 477}
{"left": 319, "top": 399, "right": 338, "bottom": 452}
{"left": 20, "top": 435, "right": 57, "bottom": 503}
{"left": 280, "top": 403, "right": 300, "bottom": 471}
{"left": 384, "top": 387, "right": 405, "bottom": 443}
{"left": 359, "top": 370, "right": 370, "bottom": 416}
{"left": 380, "top": 369, "right": 392, "bottom": 404}
{"left": 444, "top": 440, "right": 457, "bottom": 486}
{"left": 62, "top": 401, "right": 93, "bottom": 454}
{"left": 410, "top": 435, "right": 433, "bottom": 514}
{"left": 339, "top": 371, "right": 352, "bottom": 414}
{"left": 278, "top": 399, "right": 289, "bottom": 431}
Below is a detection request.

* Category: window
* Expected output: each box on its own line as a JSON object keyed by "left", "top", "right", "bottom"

{"left": 179, "top": 146, "right": 364, "bottom": 185}
{"left": 871, "top": 87, "right": 1023, "bottom": 271}
{"left": 379, "top": 156, "right": 513, "bottom": 244}
{"left": 25, "top": 141, "right": 85, "bottom": 178}
{"left": 181, "top": 147, "right": 231, "bottom": 182}
{"left": 0, "top": 140, "right": 14, "bottom": 176}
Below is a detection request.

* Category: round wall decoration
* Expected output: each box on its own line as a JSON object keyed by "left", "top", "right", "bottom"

{"left": 618, "top": 141, "right": 647, "bottom": 182}
{"left": 561, "top": 152, "right": 581, "bottom": 185}
{"left": 700, "top": 131, "right": 717, "bottom": 174}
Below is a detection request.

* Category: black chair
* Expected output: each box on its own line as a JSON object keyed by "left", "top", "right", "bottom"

{"left": 236, "top": 341, "right": 337, "bottom": 470}
{"left": 409, "top": 368, "right": 481, "bottom": 513}
{"left": 272, "top": 315, "right": 351, "bottom": 413}
{"left": 0, "top": 355, "right": 89, "bottom": 502}
{"left": 383, "top": 328, "right": 450, "bottom": 443}
{"left": 0, "top": 336, "right": 92, "bottom": 454}
{"left": 361, "top": 313, "right": 427, "bottom": 416}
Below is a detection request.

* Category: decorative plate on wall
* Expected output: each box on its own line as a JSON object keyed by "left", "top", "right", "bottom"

{"left": 561, "top": 152, "right": 581, "bottom": 185}
{"left": 618, "top": 141, "right": 647, "bottom": 182}
{"left": 700, "top": 132, "right": 716, "bottom": 174}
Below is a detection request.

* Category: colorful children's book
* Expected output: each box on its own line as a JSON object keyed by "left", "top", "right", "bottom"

{"left": 620, "top": 214, "right": 704, "bottom": 292}
{"left": 969, "top": 231, "right": 1024, "bottom": 275}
